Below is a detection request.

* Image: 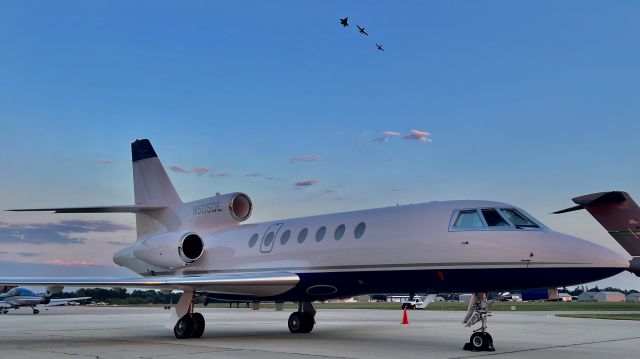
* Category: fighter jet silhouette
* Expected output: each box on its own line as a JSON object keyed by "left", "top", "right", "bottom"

{"left": 340, "top": 17, "right": 349, "bottom": 27}
{"left": 357, "top": 25, "right": 368, "bottom": 36}
{"left": 376, "top": 44, "right": 384, "bottom": 51}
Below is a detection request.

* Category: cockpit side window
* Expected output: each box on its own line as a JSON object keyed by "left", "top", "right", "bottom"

{"left": 481, "top": 209, "right": 509, "bottom": 227}
{"left": 500, "top": 208, "right": 539, "bottom": 228}
{"left": 453, "top": 210, "right": 484, "bottom": 228}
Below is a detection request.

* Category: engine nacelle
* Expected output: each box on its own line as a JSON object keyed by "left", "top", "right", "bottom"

{"left": 133, "top": 232, "right": 205, "bottom": 269}
{"left": 187, "top": 192, "right": 252, "bottom": 229}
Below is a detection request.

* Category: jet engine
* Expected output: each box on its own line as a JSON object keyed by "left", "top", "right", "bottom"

{"left": 187, "top": 192, "right": 253, "bottom": 229}
{"left": 133, "top": 232, "right": 205, "bottom": 269}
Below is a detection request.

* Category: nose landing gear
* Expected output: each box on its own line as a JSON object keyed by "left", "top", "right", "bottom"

{"left": 462, "top": 292, "right": 495, "bottom": 352}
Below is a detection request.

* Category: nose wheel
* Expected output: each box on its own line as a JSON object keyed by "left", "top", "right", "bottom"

{"left": 288, "top": 301, "right": 315, "bottom": 334}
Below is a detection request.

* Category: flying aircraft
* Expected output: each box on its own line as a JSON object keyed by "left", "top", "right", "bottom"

{"left": 376, "top": 44, "right": 384, "bottom": 51}
{"left": 1, "top": 139, "right": 638, "bottom": 352}
{"left": 357, "top": 25, "right": 368, "bottom": 36}
{"left": 340, "top": 17, "right": 349, "bottom": 27}
{"left": 0, "top": 287, "right": 91, "bottom": 314}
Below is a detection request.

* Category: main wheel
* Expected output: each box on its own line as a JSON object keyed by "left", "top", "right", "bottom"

{"left": 174, "top": 315, "right": 195, "bottom": 339}
{"left": 191, "top": 312, "right": 205, "bottom": 338}
{"left": 288, "top": 312, "right": 304, "bottom": 333}
{"left": 301, "top": 312, "right": 315, "bottom": 333}
{"left": 32, "top": 308, "right": 40, "bottom": 315}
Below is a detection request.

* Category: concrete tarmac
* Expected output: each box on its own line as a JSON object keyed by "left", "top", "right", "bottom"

{"left": 1, "top": 306, "right": 639, "bottom": 359}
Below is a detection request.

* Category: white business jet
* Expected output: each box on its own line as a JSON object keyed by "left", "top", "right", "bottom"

{"left": 1, "top": 140, "right": 637, "bottom": 352}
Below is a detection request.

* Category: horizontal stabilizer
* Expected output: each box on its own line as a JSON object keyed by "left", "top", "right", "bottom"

{"left": 0, "top": 272, "right": 300, "bottom": 297}
{"left": 7, "top": 205, "right": 166, "bottom": 214}
{"left": 554, "top": 191, "right": 640, "bottom": 257}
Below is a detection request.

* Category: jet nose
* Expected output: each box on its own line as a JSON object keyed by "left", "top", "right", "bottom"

{"left": 544, "top": 231, "right": 629, "bottom": 269}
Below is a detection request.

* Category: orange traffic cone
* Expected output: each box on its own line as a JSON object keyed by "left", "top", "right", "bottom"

{"left": 401, "top": 308, "right": 410, "bottom": 325}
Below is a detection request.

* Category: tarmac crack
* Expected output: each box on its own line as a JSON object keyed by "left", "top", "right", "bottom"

{"left": 446, "top": 336, "right": 640, "bottom": 358}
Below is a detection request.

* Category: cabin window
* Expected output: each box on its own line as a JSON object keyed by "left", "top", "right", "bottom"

{"left": 316, "top": 226, "right": 327, "bottom": 242}
{"left": 280, "top": 229, "right": 291, "bottom": 245}
{"left": 354, "top": 222, "right": 366, "bottom": 239}
{"left": 481, "top": 209, "right": 509, "bottom": 227}
{"left": 453, "top": 210, "right": 484, "bottom": 228}
{"left": 297, "top": 228, "right": 308, "bottom": 243}
{"left": 264, "top": 231, "right": 275, "bottom": 246}
{"left": 500, "top": 209, "right": 539, "bottom": 228}
{"left": 335, "top": 224, "right": 346, "bottom": 240}
{"left": 248, "top": 233, "right": 259, "bottom": 248}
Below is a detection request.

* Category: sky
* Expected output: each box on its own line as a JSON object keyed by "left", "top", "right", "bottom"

{"left": 1, "top": 1, "right": 639, "bottom": 289}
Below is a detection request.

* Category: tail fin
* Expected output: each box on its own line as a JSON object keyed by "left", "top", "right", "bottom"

{"left": 553, "top": 191, "right": 640, "bottom": 256}
{"left": 131, "top": 139, "right": 183, "bottom": 238}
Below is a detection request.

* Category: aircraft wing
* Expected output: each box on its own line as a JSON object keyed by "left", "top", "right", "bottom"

{"left": 0, "top": 272, "right": 299, "bottom": 297}
{"left": 47, "top": 297, "right": 92, "bottom": 306}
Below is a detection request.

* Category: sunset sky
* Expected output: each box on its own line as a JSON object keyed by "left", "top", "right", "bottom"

{"left": 1, "top": 1, "right": 639, "bottom": 289}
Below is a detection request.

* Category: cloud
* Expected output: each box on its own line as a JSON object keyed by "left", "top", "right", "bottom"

{"left": 290, "top": 155, "right": 321, "bottom": 163}
{"left": 17, "top": 251, "right": 42, "bottom": 257}
{"left": 245, "top": 172, "right": 262, "bottom": 177}
{"left": 98, "top": 159, "right": 113, "bottom": 164}
{"left": 44, "top": 259, "right": 94, "bottom": 266}
{"left": 217, "top": 172, "right": 230, "bottom": 177}
{"left": 403, "top": 129, "right": 432, "bottom": 142}
{"left": 169, "top": 165, "right": 190, "bottom": 173}
{"left": 0, "top": 220, "right": 134, "bottom": 245}
{"left": 294, "top": 179, "right": 318, "bottom": 187}
{"left": 107, "top": 240, "right": 131, "bottom": 246}
{"left": 374, "top": 131, "right": 401, "bottom": 143}
{"left": 192, "top": 167, "right": 211, "bottom": 176}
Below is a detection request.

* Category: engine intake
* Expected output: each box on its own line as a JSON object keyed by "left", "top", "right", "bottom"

{"left": 230, "top": 193, "right": 252, "bottom": 221}
{"left": 179, "top": 233, "right": 204, "bottom": 262}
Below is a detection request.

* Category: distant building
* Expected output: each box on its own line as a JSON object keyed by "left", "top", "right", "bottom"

{"left": 577, "top": 292, "right": 596, "bottom": 301}
{"left": 593, "top": 292, "right": 625, "bottom": 302}
{"left": 458, "top": 294, "right": 472, "bottom": 303}
{"left": 626, "top": 293, "right": 640, "bottom": 303}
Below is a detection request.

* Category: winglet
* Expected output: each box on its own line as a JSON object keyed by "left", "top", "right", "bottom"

{"left": 131, "top": 139, "right": 157, "bottom": 162}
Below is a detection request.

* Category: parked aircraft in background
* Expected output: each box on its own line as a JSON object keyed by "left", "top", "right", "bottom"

{"left": 1, "top": 140, "right": 637, "bottom": 352}
{"left": 0, "top": 287, "right": 91, "bottom": 314}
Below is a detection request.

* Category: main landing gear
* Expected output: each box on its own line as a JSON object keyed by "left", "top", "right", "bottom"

{"left": 32, "top": 306, "right": 40, "bottom": 315}
{"left": 462, "top": 292, "right": 495, "bottom": 352}
{"left": 288, "top": 301, "right": 315, "bottom": 334}
{"left": 170, "top": 289, "right": 205, "bottom": 339}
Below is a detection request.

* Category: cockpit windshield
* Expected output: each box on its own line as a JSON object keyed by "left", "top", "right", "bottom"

{"left": 451, "top": 207, "right": 541, "bottom": 231}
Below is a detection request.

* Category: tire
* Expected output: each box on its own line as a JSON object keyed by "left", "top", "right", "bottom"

{"left": 174, "top": 315, "right": 195, "bottom": 339}
{"left": 191, "top": 312, "right": 205, "bottom": 338}
{"left": 470, "top": 332, "right": 485, "bottom": 351}
{"left": 288, "top": 312, "right": 304, "bottom": 333}
{"left": 301, "top": 312, "right": 315, "bottom": 333}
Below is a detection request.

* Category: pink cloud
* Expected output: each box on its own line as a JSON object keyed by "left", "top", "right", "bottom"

{"left": 44, "top": 259, "right": 94, "bottom": 266}
{"left": 98, "top": 159, "right": 113, "bottom": 164}
{"left": 403, "top": 129, "right": 432, "bottom": 142}
{"left": 245, "top": 172, "right": 262, "bottom": 177}
{"left": 290, "top": 154, "right": 321, "bottom": 163}
{"left": 217, "top": 172, "right": 230, "bottom": 177}
{"left": 169, "top": 165, "right": 190, "bottom": 174}
{"left": 294, "top": 179, "right": 318, "bottom": 187}
{"left": 374, "top": 131, "right": 401, "bottom": 143}
{"left": 192, "top": 167, "right": 211, "bottom": 176}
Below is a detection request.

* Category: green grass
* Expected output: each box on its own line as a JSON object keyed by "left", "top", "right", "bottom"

{"left": 556, "top": 313, "right": 640, "bottom": 321}
{"left": 116, "top": 301, "right": 640, "bottom": 312}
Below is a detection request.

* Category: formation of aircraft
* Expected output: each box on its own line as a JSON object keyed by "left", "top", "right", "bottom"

{"left": 1, "top": 139, "right": 638, "bottom": 352}
{"left": 340, "top": 17, "right": 382, "bottom": 52}
{"left": 0, "top": 287, "right": 90, "bottom": 314}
